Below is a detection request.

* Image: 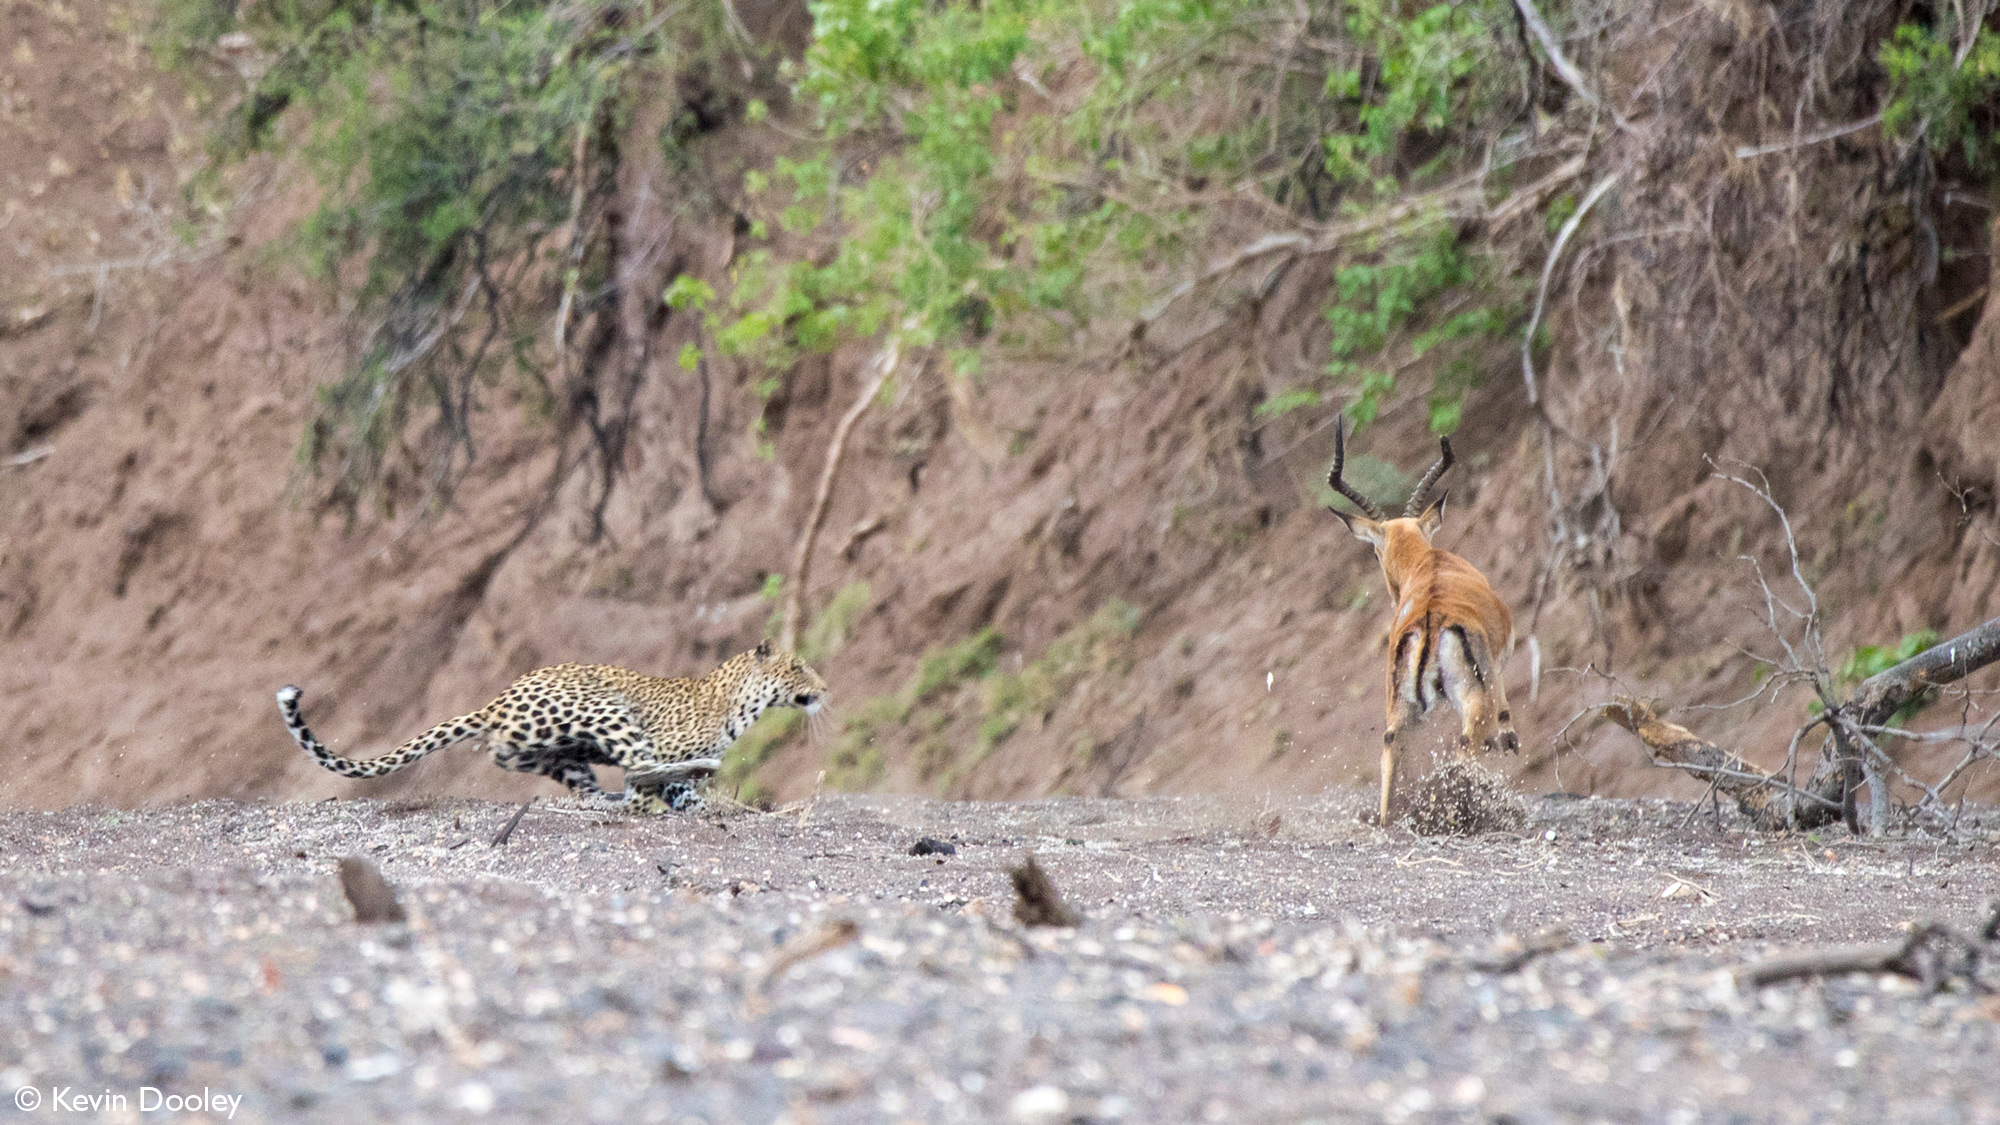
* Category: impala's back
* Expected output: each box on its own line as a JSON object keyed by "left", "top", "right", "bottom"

{"left": 1378, "top": 525, "right": 1516, "bottom": 755}
{"left": 1326, "top": 422, "right": 1520, "bottom": 823}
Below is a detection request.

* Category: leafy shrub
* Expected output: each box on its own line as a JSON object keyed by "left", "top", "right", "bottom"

{"left": 1838, "top": 629, "right": 1941, "bottom": 727}
{"left": 171, "top": 0, "right": 741, "bottom": 507}
{"left": 714, "top": 0, "right": 1529, "bottom": 434}
{"left": 186, "top": 0, "right": 1544, "bottom": 499}
{"left": 1881, "top": 22, "right": 2000, "bottom": 175}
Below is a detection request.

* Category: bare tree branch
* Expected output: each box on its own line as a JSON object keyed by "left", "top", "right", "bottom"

{"left": 1852, "top": 615, "right": 2000, "bottom": 727}
{"left": 1511, "top": 0, "right": 1601, "bottom": 111}
{"left": 1739, "top": 922, "right": 1986, "bottom": 990}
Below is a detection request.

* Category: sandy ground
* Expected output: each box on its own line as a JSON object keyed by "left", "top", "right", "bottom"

{"left": 2, "top": 790, "right": 1998, "bottom": 1124}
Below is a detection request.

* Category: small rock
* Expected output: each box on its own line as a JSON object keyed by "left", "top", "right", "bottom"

{"left": 345, "top": 1054, "right": 403, "bottom": 1083}
{"left": 452, "top": 1081, "right": 495, "bottom": 1114}
{"left": 909, "top": 837, "right": 957, "bottom": 857}
{"left": 1010, "top": 1085, "right": 1071, "bottom": 1121}
{"left": 337, "top": 856, "right": 406, "bottom": 923}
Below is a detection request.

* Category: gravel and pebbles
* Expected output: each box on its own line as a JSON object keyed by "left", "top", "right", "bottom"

{"left": 2, "top": 792, "right": 1997, "bottom": 1123}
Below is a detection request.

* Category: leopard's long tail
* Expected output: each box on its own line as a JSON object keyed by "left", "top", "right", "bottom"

{"left": 276, "top": 685, "right": 485, "bottom": 779}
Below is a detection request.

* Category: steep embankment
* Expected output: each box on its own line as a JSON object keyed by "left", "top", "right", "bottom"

{"left": 4, "top": 0, "right": 1998, "bottom": 812}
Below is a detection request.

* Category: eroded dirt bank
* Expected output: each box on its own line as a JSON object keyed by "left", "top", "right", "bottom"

{"left": 7, "top": 0, "right": 2000, "bottom": 816}
{"left": 2, "top": 795, "right": 1998, "bottom": 1123}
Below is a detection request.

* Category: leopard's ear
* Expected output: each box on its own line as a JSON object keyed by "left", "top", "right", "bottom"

{"left": 754, "top": 639, "right": 773, "bottom": 660}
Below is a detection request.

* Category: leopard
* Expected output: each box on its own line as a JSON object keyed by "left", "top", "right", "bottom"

{"left": 276, "top": 641, "right": 827, "bottom": 813}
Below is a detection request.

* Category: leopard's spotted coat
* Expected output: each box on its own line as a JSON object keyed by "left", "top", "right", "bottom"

{"left": 277, "top": 642, "right": 826, "bottom": 812}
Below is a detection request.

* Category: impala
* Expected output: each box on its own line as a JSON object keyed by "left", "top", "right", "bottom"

{"left": 1326, "top": 421, "right": 1519, "bottom": 824}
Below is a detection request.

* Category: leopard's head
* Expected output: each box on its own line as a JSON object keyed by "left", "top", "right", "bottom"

{"left": 738, "top": 640, "right": 828, "bottom": 715}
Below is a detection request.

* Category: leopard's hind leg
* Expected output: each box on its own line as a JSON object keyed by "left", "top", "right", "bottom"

{"left": 491, "top": 723, "right": 676, "bottom": 812}
{"left": 492, "top": 736, "right": 628, "bottom": 807}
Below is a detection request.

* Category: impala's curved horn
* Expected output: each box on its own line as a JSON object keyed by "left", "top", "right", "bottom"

{"left": 1404, "top": 436, "right": 1455, "bottom": 517}
{"left": 1327, "top": 419, "right": 1386, "bottom": 521}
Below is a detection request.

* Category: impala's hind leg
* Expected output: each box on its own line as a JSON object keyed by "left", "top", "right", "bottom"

{"left": 1380, "top": 695, "right": 1424, "bottom": 825}
{"left": 1490, "top": 669, "right": 1520, "bottom": 753}
{"left": 1464, "top": 629, "right": 1519, "bottom": 753}
{"left": 1441, "top": 627, "right": 1511, "bottom": 756}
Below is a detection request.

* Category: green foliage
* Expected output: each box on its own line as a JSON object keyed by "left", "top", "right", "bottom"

{"left": 718, "top": 0, "right": 1526, "bottom": 435}
{"left": 1838, "top": 629, "right": 1942, "bottom": 727}
{"left": 664, "top": 275, "right": 718, "bottom": 312}
{"left": 1321, "top": 1, "right": 1509, "bottom": 190}
{"left": 1881, "top": 22, "right": 2000, "bottom": 175}
{"left": 1261, "top": 0, "right": 1523, "bottom": 432}
{"left": 823, "top": 599, "right": 1141, "bottom": 792}
{"left": 190, "top": 0, "right": 1538, "bottom": 502}
{"left": 1325, "top": 226, "right": 1512, "bottom": 432}
{"left": 155, "top": 0, "right": 236, "bottom": 67}
{"left": 973, "top": 598, "right": 1140, "bottom": 757}
{"left": 912, "top": 628, "right": 1006, "bottom": 700}
{"left": 1254, "top": 388, "right": 1323, "bottom": 420}
{"left": 295, "top": 0, "right": 639, "bottom": 494}
{"left": 171, "top": 0, "right": 740, "bottom": 505}
{"left": 1840, "top": 629, "right": 1941, "bottom": 684}
{"left": 1809, "top": 629, "right": 1942, "bottom": 725}
{"left": 716, "top": 709, "right": 799, "bottom": 805}
{"left": 1315, "top": 452, "right": 1410, "bottom": 513}
{"left": 824, "top": 627, "right": 1000, "bottom": 789}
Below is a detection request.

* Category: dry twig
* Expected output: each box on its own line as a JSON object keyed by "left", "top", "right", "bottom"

{"left": 491, "top": 798, "right": 536, "bottom": 847}
{"left": 1739, "top": 923, "right": 1986, "bottom": 991}
{"left": 757, "top": 919, "right": 861, "bottom": 991}
{"left": 1511, "top": 0, "right": 1600, "bottom": 111}
{"left": 1467, "top": 926, "right": 1572, "bottom": 973}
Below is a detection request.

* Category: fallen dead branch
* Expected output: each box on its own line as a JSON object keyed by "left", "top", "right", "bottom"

{"left": 1738, "top": 922, "right": 1988, "bottom": 991}
{"left": 1594, "top": 460, "right": 2000, "bottom": 835}
{"left": 1594, "top": 697, "right": 1840, "bottom": 831}
{"left": 1850, "top": 616, "right": 2000, "bottom": 729}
